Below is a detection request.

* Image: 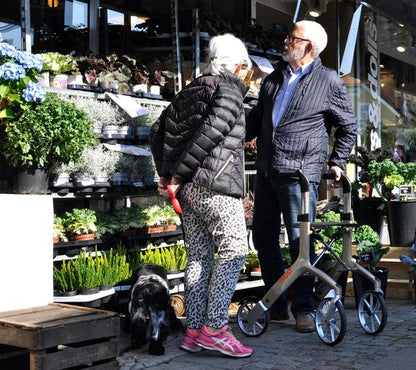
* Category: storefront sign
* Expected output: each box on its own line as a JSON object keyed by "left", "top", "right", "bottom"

{"left": 367, "top": 17, "right": 381, "bottom": 150}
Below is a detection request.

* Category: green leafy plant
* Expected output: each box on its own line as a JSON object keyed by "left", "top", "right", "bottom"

{"left": 62, "top": 208, "right": 97, "bottom": 237}
{"left": 95, "top": 247, "right": 130, "bottom": 286}
{"left": 142, "top": 204, "right": 180, "bottom": 228}
{"left": 354, "top": 225, "right": 390, "bottom": 271}
{"left": 1, "top": 93, "right": 98, "bottom": 168}
{"left": 244, "top": 249, "right": 260, "bottom": 272}
{"left": 37, "top": 52, "right": 76, "bottom": 74}
{"left": 368, "top": 159, "right": 416, "bottom": 200}
{"left": 315, "top": 211, "right": 344, "bottom": 260}
{"left": 348, "top": 146, "right": 393, "bottom": 198}
{"left": 113, "top": 205, "right": 145, "bottom": 232}
{"left": 53, "top": 214, "right": 68, "bottom": 242}
{"left": 95, "top": 211, "right": 120, "bottom": 239}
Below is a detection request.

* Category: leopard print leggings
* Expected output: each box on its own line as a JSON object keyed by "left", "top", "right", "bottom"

{"left": 179, "top": 182, "right": 248, "bottom": 329}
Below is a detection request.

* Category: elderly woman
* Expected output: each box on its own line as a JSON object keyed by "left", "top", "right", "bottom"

{"left": 150, "top": 33, "right": 252, "bottom": 358}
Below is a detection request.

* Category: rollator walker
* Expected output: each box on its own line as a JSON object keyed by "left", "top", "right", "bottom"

{"left": 312, "top": 173, "right": 387, "bottom": 336}
{"left": 236, "top": 170, "right": 387, "bottom": 345}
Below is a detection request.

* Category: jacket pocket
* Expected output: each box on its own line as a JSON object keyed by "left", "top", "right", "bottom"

{"left": 214, "top": 154, "right": 234, "bottom": 180}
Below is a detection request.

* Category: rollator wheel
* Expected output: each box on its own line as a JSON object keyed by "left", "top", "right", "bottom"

{"left": 237, "top": 296, "right": 269, "bottom": 337}
{"left": 315, "top": 298, "right": 347, "bottom": 345}
{"left": 357, "top": 291, "right": 387, "bottom": 335}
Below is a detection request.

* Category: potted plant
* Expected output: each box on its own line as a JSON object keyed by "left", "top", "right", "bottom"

{"left": 75, "top": 250, "right": 100, "bottom": 294}
{"left": 58, "top": 94, "right": 126, "bottom": 135}
{"left": 62, "top": 208, "right": 97, "bottom": 241}
{"left": 82, "top": 146, "right": 121, "bottom": 183}
{"left": 95, "top": 211, "right": 120, "bottom": 239}
{"left": 36, "top": 52, "right": 77, "bottom": 88}
{"left": 53, "top": 214, "right": 68, "bottom": 243}
{"left": 352, "top": 225, "right": 390, "bottom": 307}
{"left": 244, "top": 249, "right": 260, "bottom": 274}
{"left": 1, "top": 93, "right": 98, "bottom": 193}
{"left": 348, "top": 146, "right": 393, "bottom": 234}
{"left": 113, "top": 205, "right": 146, "bottom": 236}
{"left": 53, "top": 259, "right": 78, "bottom": 295}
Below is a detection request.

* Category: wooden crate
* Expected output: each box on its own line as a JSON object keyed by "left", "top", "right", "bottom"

{"left": 0, "top": 303, "right": 120, "bottom": 370}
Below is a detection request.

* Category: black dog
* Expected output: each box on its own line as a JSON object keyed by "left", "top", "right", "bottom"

{"left": 128, "top": 263, "right": 182, "bottom": 355}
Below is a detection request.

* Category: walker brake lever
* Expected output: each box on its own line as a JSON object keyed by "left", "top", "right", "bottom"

{"left": 167, "top": 184, "right": 182, "bottom": 214}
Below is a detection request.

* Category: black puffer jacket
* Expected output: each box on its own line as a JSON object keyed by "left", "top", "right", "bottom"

{"left": 150, "top": 71, "right": 248, "bottom": 198}
{"left": 246, "top": 58, "right": 357, "bottom": 183}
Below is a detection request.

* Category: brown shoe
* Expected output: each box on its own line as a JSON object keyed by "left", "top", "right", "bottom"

{"left": 295, "top": 314, "right": 315, "bottom": 333}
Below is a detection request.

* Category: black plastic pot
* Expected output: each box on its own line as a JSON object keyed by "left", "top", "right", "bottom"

{"left": 13, "top": 166, "right": 49, "bottom": 194}
{"left": 387, "top": 200, "right": 416, "bottom": 247}
{"left": 352, "top": 267, "right": 389, "bottom": 308}
{"left": 352, "top": 197, "right": 385, "bottom": 235}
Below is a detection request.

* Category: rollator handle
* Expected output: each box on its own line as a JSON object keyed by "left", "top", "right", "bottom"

{"left": 322, "top": 172, "right": 351, "bottom": 193}
{"left": 276, "top": 170, "right": 309, "bottom": 193}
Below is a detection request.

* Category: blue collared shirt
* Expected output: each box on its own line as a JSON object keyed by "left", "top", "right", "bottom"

{"left": 272, "top": 61, "right": 314, "bottom": 130}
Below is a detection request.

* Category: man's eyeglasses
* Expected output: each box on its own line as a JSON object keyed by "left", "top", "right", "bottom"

{"left": 286, "top": 34, "right": 311, "bottom": 43}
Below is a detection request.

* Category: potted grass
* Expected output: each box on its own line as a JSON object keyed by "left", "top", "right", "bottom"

{"left": 53, "top": 259, "right": 78, "bottom": 296}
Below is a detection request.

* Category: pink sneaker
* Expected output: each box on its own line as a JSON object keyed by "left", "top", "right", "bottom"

{"left": 180, "top": 329, "right": 202, "bottom": 353}
{"left": 195, "top": 325, "right": 253, "bottom": 358}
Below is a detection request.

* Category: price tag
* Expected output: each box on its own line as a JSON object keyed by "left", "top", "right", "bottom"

{"left": 358, "top": 251, "right": 374, "bottom": 264}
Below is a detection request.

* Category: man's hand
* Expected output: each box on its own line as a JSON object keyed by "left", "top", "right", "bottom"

{"left": 330, "top": 165, "right": 343, "bottom": 188}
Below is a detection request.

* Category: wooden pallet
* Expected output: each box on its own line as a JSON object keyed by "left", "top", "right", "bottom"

{"left": 0, "top": 303, "right": 120, "bottom": 370}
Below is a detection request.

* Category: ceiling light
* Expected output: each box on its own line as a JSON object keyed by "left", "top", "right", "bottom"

{"left": 309, "top": 10, "right": 321, "bottom": 17}
{"left": 396, "top": 44, "right": 406, "bottom": 53}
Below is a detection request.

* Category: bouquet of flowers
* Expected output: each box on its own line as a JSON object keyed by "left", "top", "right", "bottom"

{"left": 0, "top": 42, "right": 45, "bottom": 123}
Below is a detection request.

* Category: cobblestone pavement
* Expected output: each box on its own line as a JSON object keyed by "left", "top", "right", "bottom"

{"left": 117, "top": 297, "right": 416, "bottom": 370}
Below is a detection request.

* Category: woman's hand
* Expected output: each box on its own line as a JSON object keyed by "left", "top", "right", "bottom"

{"left": 157, "top": 177, "right": 170, "bottom": 198}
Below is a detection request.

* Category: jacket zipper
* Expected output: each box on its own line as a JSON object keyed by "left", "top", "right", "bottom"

{"left": 214, "top": 154, "right": 233, "bottom": 180}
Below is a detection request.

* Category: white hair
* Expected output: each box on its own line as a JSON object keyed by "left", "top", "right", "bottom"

{"left": 204, "top": 33, "right": 252, "bottom": 75}
{"left": 296, "top": 20, "right": 328, "bottom": 58}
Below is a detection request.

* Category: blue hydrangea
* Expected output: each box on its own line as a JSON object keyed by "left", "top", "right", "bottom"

{"left": 0, "top": 61, "right": 26, "bottom": 81}
{"left": 14, "top": 50, "right": 43, "bottom": 72}
{"left": 22, "top": 80, "right": 46, "bottom": 102}
{"left": 0, "top": 42, "right": 17, "bottom": 60}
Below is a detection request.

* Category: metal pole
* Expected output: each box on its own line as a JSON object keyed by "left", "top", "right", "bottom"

{"left": 21, "top": 0, "right": 31, "bottom": 51}
{"left": 171, "top": 0, "right": 182, "bottom": 93}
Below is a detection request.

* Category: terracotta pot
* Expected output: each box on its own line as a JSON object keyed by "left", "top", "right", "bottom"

{"left": 164, "top": 224, "right": 177, "bottom": 232}
{"left": 147, "top": 226, "right": 164, "bottom": 234}
{"left": 72, "top": 233, "right": 95, "bottom": 241}
{"left": 53, "top": 237, "right": 60, "bottom": 243}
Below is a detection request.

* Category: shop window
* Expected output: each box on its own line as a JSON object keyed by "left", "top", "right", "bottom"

{"left": 31, "top": 0, "right": 88, "bottom": 54}
{"left": 352, "top": 8, "right": 416, "bottom": 160}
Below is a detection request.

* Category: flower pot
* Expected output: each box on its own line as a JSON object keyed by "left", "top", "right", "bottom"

{"left": 53, "top": 237, "right": 60, "bottom": 243}
{"left": 13, "top": 166, "right": 49, "bottom": 194}
{"left": 102, "top": 124, "right": 119, "bottom": 138}
{"left": 100, "top": 284, "right": 114, "bottom": 291}
{"left": 80, "top": 287, "right": 100, "bottom": 295}
{"left": 147, "top": 226, "right": 164, "bottom": 234}
{"left": 352, "top": 197, "right": 385, "bottom": 236}
{"left": 50, "top": 74, "right": 68, "bottom": 89}
{"left": 53, "top": 172, "right": 71, "bottom": 186}
{"left": 37, "top": 71, "right": 50, "bottom": 87}
{"left": 135, "top": 126, "right": 150, "bottom": 139}
{"left": 132, "top": 84, "right": 148, "bottom": 93}
{"left": 387, "top": 200, "right": 416, "bottom": 247}
{"left": 352, "top": 267, "right": 389, "bottom": 308}
{"left": 72, "top": 233, "right": 95, "bottom": 242}
{"left": 67, "top": 74, "right": 84, "bottom": 87}
{"left": 118, "top": 125, "right": 133, "bottom": 136}
{"left": 164, "top": 224, "right": 177, "bottom": 232}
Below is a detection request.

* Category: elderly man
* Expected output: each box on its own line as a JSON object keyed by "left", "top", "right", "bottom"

{"left": 246, "top": 20, "right": 357, "bottom": 332}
